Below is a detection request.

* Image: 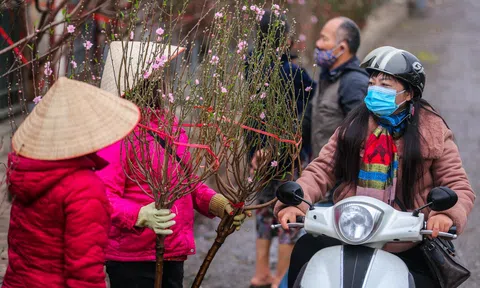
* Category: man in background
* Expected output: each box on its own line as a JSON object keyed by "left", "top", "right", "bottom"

{"left": 305, "top": 17, "right": 369, "bottom": 158}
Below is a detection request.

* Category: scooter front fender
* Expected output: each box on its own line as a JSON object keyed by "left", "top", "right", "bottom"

{"left": 298, "top": 245, "right": 415, "bottom": 288}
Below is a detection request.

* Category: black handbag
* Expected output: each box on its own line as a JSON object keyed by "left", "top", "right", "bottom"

{"left": 393, "top": 198, "right": 470, "bottom": 288}
{"left": 419, "top": 237, "right": 471, "bottom": 288}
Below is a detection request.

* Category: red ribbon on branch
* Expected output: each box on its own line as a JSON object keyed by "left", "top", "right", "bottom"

{"left": 135, "top": 104, "right": 301, "bottom": 173}
{"left": 137, "top": 123, "right": 220, "bottom": 170}
{"left": 229, "top": 201, "right": 245, "bottom": 209}
{"left": 0, "top": 26, "right": 28, "bottom": 65}
{"left": 192, "top": 105, "right": 302, "bottom": 147}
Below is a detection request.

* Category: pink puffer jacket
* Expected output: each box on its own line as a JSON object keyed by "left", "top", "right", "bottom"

{"left": 96, "top": 117, "right": 216, "bottom": 261}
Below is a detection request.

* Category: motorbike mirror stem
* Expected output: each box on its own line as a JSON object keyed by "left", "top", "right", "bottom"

{"left": 412, "top": 201, "right": 433, "bottom": 217}
{"left": 412, "top": 186, "right": 458, "bottom": 217}
{"left": 294, "top": 194, "right": 314, "bottom": 210}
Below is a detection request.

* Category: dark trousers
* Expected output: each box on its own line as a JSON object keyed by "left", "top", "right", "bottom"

{"left": 288, "top": 234, "right": 439, "bottom": 288}
{"left": 106, "top": 261, "right": 184, "bottom": 288}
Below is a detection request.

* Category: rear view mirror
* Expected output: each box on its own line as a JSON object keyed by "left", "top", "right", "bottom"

{"left": 276, "top": 182, "right": 304, "bottom": 206}
{"left": 276, "top": 182, "right": 314, "bottom": 210}
{"left": 427, "top": 187, "right": 458, "bottom": 212}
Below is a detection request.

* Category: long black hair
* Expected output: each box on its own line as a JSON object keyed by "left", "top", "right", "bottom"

{"left": 333, "top": 79, "right": 446, "bottom": 209}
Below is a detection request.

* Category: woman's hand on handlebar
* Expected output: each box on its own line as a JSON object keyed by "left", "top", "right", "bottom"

{"left": 427, "top": 214, "right": 454, "bottom": 238}
{"left": 278, "top": 206, "right": 305, "bottom": 230}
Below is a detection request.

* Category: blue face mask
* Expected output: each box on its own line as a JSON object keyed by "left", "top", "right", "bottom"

{"left": 364, "top": 86, "right": 406, "bottom": 116}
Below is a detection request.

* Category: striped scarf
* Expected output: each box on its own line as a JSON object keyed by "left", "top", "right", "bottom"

{"left": 356, "top": 110, "right": 409, "bottom": 205}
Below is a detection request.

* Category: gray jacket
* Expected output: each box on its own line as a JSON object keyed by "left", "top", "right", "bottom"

{"left": 305, "top": 57, "right": 369, "bottom": 157}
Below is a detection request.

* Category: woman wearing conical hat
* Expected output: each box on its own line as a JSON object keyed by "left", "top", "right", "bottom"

{"left": 3, "top": 77, "right": 141, "bottom": 288}
{"left": 97, "top": 41, "right": 250, "bottom": 288}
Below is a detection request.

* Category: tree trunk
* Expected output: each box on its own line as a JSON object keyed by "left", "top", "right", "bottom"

{"left": 191, "top": 214, "right": 236, "bottom": 288}
{"left": 154, "top": 234, "right": 166, "bottom": 288}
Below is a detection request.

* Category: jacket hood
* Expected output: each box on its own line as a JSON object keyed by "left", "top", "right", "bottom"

{"left": 7, "top": 153, "right": 108, "bottom": 203}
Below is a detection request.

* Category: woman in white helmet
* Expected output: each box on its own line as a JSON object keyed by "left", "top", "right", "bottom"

{"left": 276, "top": 46, "right": 475, "bottom": 287}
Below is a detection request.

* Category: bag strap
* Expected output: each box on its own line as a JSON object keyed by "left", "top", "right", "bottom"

{"left": 327, "top": 181, "right": 342, "bottom": 202}
{"left": 394, "top": 197, "right": 408, "bottom": 212}
{"left": 147, "top": 130, "right": 192, "bottom": 175}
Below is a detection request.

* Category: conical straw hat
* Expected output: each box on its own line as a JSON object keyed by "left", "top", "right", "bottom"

{"left": 100, "top": 41, "right": 186, "bottom": 96}
{"left": 12, "top": 77, "right": 141, "bottom": 160}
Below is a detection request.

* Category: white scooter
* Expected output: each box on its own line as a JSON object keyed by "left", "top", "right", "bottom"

{"left": 273, "top": 182, "right": 459, "bottom": 288}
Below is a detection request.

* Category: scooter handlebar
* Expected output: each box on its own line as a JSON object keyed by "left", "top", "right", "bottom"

{"left": 271, "top": 216, "right": 305, "bottom": 230}
{"left": 271, "top": 223, "right": 305, "bottom": 229}
{"left": 296, "top": 216, "right": 305, "bottom": 223}
{"left": 420, "top": 230, "right": 458, "bottom": 239}
{"left": 448, "top": 226, "right": 457, "bottom": 235}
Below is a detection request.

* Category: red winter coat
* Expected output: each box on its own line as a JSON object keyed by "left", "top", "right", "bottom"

{"left": 3, "top": 153, "right": 112, "bottom": 288}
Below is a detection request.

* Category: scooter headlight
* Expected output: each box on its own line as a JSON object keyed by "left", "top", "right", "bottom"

{"left": 334, "top": 203, "right": 383, "bottom": 244}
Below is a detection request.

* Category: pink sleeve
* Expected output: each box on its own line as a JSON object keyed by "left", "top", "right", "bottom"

{"left": 64, "top": 173, "right": 110, "bottom": 288}
{"left": 429, "top": 130, "right": 476, "bottom": 235}
{"left": 191, "top": 182, "right": 216, "bottom": 218}
{"left": 96, "top": 141, "right": 143, "bottom": 230}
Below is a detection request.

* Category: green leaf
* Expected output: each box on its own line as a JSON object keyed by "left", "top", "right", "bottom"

{"left": 26, "top": 44, "right": 34, "bottom": 51}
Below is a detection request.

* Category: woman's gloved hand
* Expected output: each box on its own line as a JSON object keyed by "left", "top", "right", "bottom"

{"left": 135, "top": 202, "right": 176, "bottom": 235}
{"left": 209, "top": 194, "right": 252, "bottom": 230}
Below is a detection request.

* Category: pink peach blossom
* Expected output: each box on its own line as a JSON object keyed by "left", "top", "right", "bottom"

{"left": 33, "top": 96, "right": 42, "bottom": 104}
{"left": 67, "top": 25, "right": 75, "bottom": 33}
{"left": 83, "top": 41, "right": 93, "bottom": 50}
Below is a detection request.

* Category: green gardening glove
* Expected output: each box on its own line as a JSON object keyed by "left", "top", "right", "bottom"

{"left": 209, "top": 194, "right": 252, "bottom": 230}
{"left": 135, "top": 202, "right": 176, "bottom": 235}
